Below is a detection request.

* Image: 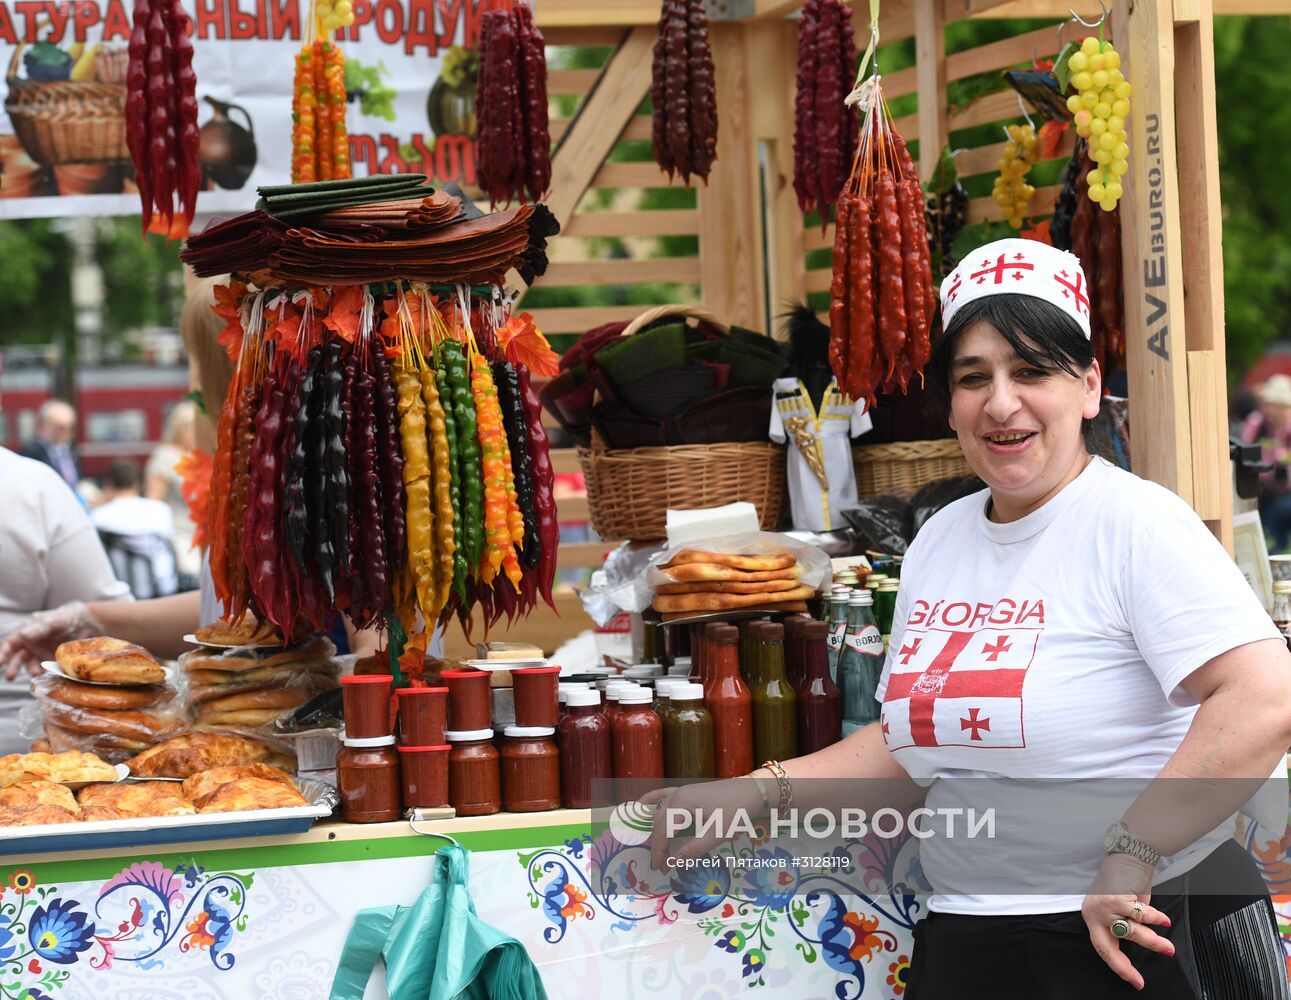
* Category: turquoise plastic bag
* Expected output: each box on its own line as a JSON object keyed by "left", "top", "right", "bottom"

{"left": 329, "top": 845, "right": 549, "bottom": 1000}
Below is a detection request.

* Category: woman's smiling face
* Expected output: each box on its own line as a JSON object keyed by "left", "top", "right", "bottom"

{"left": 948, "top": 319, "right": 1101, "bottom": 522}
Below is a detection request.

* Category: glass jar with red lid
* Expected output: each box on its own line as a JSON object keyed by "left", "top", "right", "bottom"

{"left": 340, "top": 674, "right": 393, "bottom": 739}
{"left": 511, "top": 666, "right": 561, "bottom": 727}
{"left": 396, "top": 686, "right": 448, "bottom": 746}
{"left": 337, "top": 735, "right": 401, "bottom": 822}
{"left": 440, "top": 670, "right": 492, "bottom": 731}
{"left": 397, "top": 744, "right": 450, "bottom": 808}
{"left": 446, "top": 729, "right": 501, "bottom": 816}
{"left": 500, "top": 726, "right": 560, "bottom": 812}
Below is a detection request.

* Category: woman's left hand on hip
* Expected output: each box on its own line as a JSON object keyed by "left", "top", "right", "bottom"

{"left": 1081, "top": 853, "right": 1175, "bottom": 990}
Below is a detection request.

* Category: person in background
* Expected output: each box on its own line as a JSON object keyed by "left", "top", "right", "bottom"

{"left": 0, "top": 354, "right": 130, "bottom": 752}
{"left": 91, "top": 459, "right": 179, "bottom": 600}
{"left": 146, "top": 400, "right": 200, "bottom": 589}
{"left": 1239, "top": 373, "right": 1291, "bottom": 552}
{"left": 21, "top": 399, "right": 80, "bottom": 491}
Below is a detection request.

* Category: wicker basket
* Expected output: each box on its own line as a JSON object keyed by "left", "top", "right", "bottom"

{"left": 5, "top": 48, "right": 129, "bottom": 166}
{"left": 575, "top": 304, "right": 788, "bottom": 540}
{"left": 853, "top": 438, "right": 972, "bottom": 499}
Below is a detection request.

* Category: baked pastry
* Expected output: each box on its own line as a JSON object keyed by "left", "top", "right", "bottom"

{"left": 78, "top": 781, "right": 195, "bottom": 818}
{"left": 199, "top": 709, "right": 297, "bottom": 727}
{"left": 195, "top": 687, "right": 312, "bottom": 715}
{"left": 194, "top": 617, "right": 280, "bottom": 646}
{"left": 196, "top": 776, "right": 308, "bottom": 813}
{"left": 0, "top": 751, "right": 117, "bottom": 788}
{"left": 182, "top": 764, "right": 296, "bottom": 807}
{"left": 661, "top": 549, "right": 797, "bottom": 572}
{"left": 41, "top": 678, "right": 173, "bottom": 711}
{"left": 0, "top": 780, "right": 79, "bottom": 813}
{"left": 186, "top": 668, "right": 338, "bottom": 704}
{"left": 126, "top": 731, "right": 277, "bottom": 778}
{"left": 652, "top": 584, "right": 816, "bottom": 612}
{"left": 181, "top": 638, "right": 333, "bottom": 675}
{"left": 654, "top": 578, "right": 803, "bottom": 596}
{"left": 54, "top": 638, "right": 166, "bottom": 686}
{"left": 43, "top": 702, "right": 181, "bottom": 742}
{"left": 42, "top": 721, "right": 150, "bottom": 754}
{"left": 661, "top": 563, "right": 803, "bottom": 584}
{"left": 0, "top": 804, "right": 80, "bottom": 826}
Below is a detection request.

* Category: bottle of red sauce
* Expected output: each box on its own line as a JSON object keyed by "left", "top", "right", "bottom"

{"left": 704, "top": 624, "right": 754, "bottom": 779}
{"left": 797, "top": 619, "right": 843, "bottom": 754}
{"left": 559, "top": 688, "right": 612, "bottom": 808}
{"left": 612, "top": 688, "right": 664, "bottom": 788}
{"left": 783, "top": 615, "right": 812, "bottom": 692}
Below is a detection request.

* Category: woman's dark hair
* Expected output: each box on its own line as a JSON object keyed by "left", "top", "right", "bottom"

{"left": 927, "top": 293, "right": 1111, "bottom": 456}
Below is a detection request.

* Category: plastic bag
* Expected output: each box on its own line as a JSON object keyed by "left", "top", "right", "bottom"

{"left": 909, "top": 475, "right": 986, "bottom": 536}
{"left": 25, "top": 669, "right": 187, "bottom": 762}
{"left": 579, "top": 542, "right": 664, "bottom": 626}
{"left": 178, "top": 637, "right": 343, "bottom": 732}
{"left": 839, "top": 497, "right": 915, "bottom": 555}
{"left": 330, "top": 845, "right": 549, "bottom": 1000}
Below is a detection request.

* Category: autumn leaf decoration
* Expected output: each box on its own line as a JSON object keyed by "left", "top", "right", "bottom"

{"left": 210, "top": 279, "right": 249, "bottom": 362}
{"left": 323, "top": 284, "right": 367, "bottom": 342}
{"left": 496, "top": 312, "right": 559, "bottom": 376}
{"left": 176, "top": 448, "right": 214, "bottom": 551}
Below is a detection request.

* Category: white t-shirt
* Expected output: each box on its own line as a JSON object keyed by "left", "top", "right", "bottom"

{"left": 875, "top": 457, "right": 1281, "bottom": 915}
{"left": 0, "top": 448, "right": 130, "bottom": 637}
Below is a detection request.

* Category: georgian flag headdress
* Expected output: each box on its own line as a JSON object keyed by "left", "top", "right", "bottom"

{"left": 939, "top": 238, "right": 1092, "bottom": 340}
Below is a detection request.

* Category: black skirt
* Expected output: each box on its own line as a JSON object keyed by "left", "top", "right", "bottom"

{"left": 904, "top": 841, "right": 1289, "bottom": 1000}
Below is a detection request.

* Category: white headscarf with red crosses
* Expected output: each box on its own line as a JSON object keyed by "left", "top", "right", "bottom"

{"left": 939, "top": 238, "right": 1092, "bottom": 340}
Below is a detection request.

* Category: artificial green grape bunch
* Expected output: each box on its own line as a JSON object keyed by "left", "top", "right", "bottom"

{"left": 992, "top": 123, "right": 1038, "bottom": 230}
{"left": 1064, "top": 36, "right": 1131, "bottom": 212}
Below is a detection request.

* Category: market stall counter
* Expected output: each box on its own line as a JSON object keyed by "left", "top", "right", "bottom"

{"left": 0, "top": 808, "right": 933, "bottom": 999}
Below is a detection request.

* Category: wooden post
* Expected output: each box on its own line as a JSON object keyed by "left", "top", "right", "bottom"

{"left": 697, "top": 22, "right": 768, "bottom": 330}
{"left": 1173, "top": 0, "right": 1233, "bottom": 548}
{"left": 1111, "top": 0, "right": 1194, "bottom": 505}
{"left": 914, "top": 0, "right": 948, "bottom": 181}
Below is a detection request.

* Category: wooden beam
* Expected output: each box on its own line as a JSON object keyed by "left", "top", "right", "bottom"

{"left": 914, "top": 0, "right": 948, "bottom": 183}
{"left": 1175, "top": 0, "right": 1232, "bottom": 544}
{"left": 697, "top": 23, "right": 768, "bottom": 331}
{"left": 954, "top": 129, "right": 1076, "bottom": 178}
{"left": 542, "top": 27, "right": 627, "bottom": 46}
{"left": 945, "top": 25, "right": 1062, "bottom": 81}
{"left": 540, "top": 258, "right": 700, "bottom": 285}
{"left": 547, "top": 69, "right": 602, "bottom": 95}
{"left": 525, "top": 304, "right": 659, "bottom": 333}
{"left": 750, "top": 20, "right": 806, "bottom": 327}
{"left": 1112, "top": 0, "right": 1193, "bottom": 500}
{"left": 561, "top": 209, "right": 701, "bottom": 238}
{"left": 964, "top": 183, "right": 1062, "bottom": 223}
{"left": 543, "top": 27, "right": 656, "bottom": 233}
{"left": 591, "top": 162, "right": 685, "bottom": 189}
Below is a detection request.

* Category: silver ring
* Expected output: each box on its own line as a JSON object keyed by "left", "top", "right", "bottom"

{"left": 1111, "top": 918, "right": 1132, "bottom": 939}
{"left": 1129, "top": 901, "right": 1145, "bottom": 922}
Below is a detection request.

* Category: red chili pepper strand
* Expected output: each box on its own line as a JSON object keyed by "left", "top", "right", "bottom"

{"left": 792, "top": 0, "right": 820, "bottom": 216}
{"left": 355, "top": 368, "right": 390, "bottom": 625}
{"left": 372, "top": 348, "right": 407, "bottom": 581}
{"left": 873, "top": 173, "right": 908, "bottom": 384}
{"left": 828, "top": 191, "right": 853, "bottom": 395}
{"left": 169, "top": 0, "right": 199, "bottom": 227}
{"left": 224, "top": 381, "right": 260, "bottom": 620}
{"left": 125, "top": 0, "right": 152, "bottom": 231}
{"left": 516, "top": 365, "right": 558, "bottom": 610}
{"left": 145, "top": 0, "right": 173, "bottom": 227}
{"left": 848, "top": 194, "right": 877, "bottom": 403}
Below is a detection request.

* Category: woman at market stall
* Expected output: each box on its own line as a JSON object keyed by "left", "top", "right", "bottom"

{"left": 647, "top": 238, "right": 1291, "bottom": 998}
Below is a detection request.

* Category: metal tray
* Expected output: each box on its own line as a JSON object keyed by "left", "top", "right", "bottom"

{"left": 0, "top": 777, "right": 338, "bottom": 856}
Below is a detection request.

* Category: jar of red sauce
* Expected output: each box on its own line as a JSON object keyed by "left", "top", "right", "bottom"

{"left": 397, "top": 744, "right": 450, "bottom": 808}
{"left": 336, "top": 735, "right": 401, "bottom": 822}
{"left": 440, "top": 670, "right": 492, "bottom": 731}
{"left": 340, "top": 674, "right": 393, "bottom": 739}
{"left": 611, "top": 688, "right": 664, "bottom": 786}
{"left": 511, "top": 666, "right": 561, "bottom": 727}
{"left": 558, "top": 689, "right": 611, "bottom": 808}
{"left": 396, "top": 686, "right": 448, "bottom": 746}
{"left": 446, "top": 729, "right": 501, "bottom": 816}
{"left": 501, "top": 726, "right": 561, "bottom": 812}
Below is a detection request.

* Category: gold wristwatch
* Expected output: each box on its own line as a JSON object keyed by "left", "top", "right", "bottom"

{"left": 1103, "top": 821, "right": 1162, "bottom": 867}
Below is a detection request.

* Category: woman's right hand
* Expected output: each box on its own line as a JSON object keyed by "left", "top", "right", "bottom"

{"left": 644, "top": 775, "right": 766, "bottom": 871}
{"left": 0, "top": 602, "right": 105, "bottom": 681}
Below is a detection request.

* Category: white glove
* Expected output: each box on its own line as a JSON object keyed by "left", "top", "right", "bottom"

{"left": 0, "top": 602, "right": 106, "bottom": 681}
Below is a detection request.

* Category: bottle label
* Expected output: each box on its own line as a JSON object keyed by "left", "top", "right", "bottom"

{"left": 845, "top": 625, "right": 884, "bottom": 655}
{"left": 828, "top": 621, "right": 847, "bottom": 650}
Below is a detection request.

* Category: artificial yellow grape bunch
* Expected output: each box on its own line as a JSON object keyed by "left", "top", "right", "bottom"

{"left": 992, "top": 123, "right": 1038, "bottom": 230}
{"left": 1064, "top": 35, "right": 1131, "bottom": 212}
{"left": 315, "top": 0, "right": 355, "bottom": 33}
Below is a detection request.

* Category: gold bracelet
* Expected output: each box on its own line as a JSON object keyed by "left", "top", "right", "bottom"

{"left": 760, "top": 759, "right": 792, "bottom": 813}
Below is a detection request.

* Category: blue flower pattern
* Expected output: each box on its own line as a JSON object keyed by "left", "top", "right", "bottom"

{"left": 28, "top": 899, "right": 94, "bottom": 965}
